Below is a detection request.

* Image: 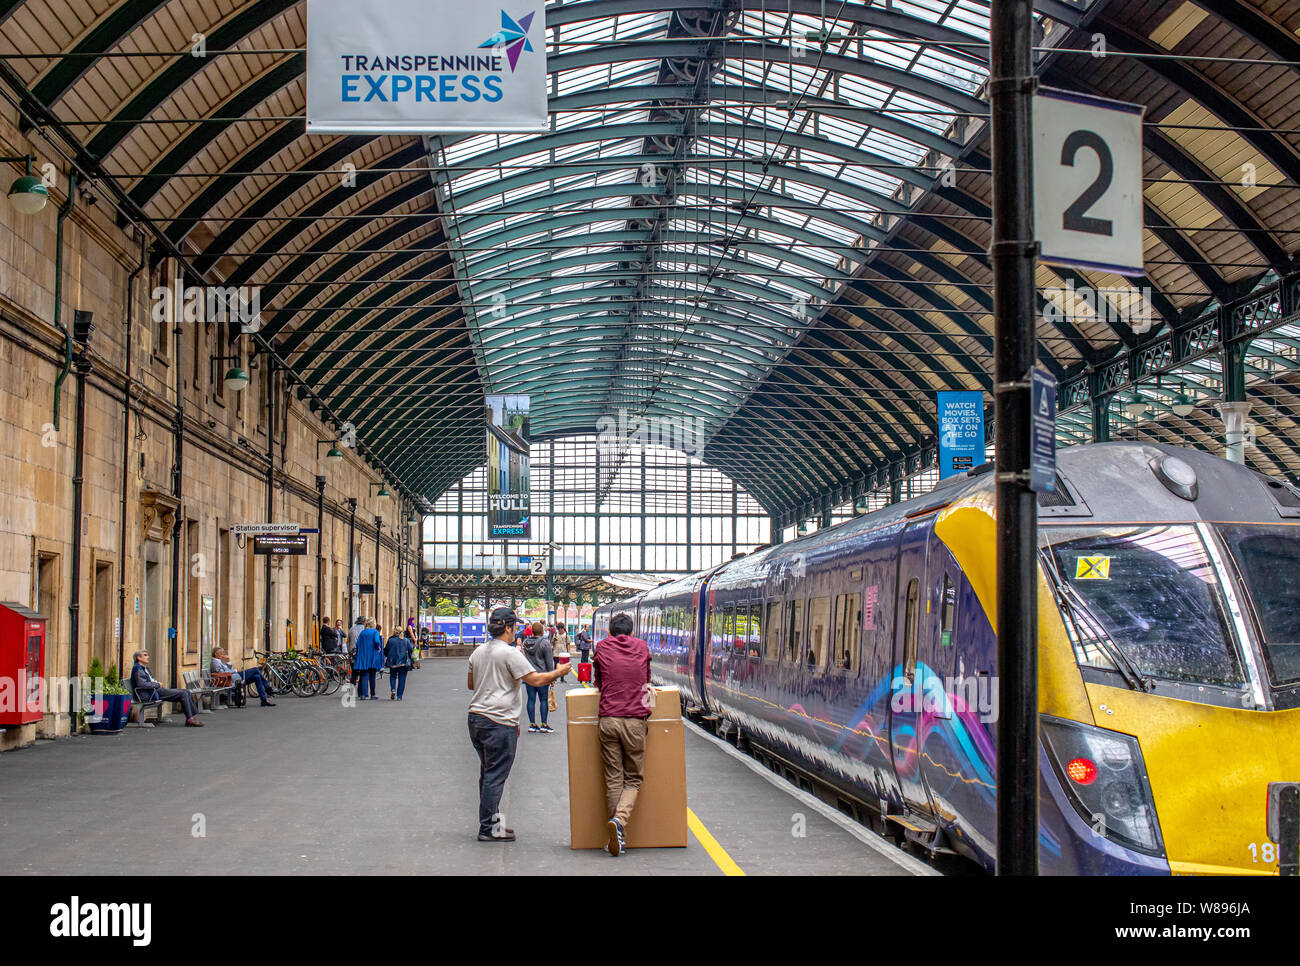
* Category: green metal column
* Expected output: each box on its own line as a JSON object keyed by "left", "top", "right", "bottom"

{"left": 1091, "top": 394, "right": 1112, "bottom": 443}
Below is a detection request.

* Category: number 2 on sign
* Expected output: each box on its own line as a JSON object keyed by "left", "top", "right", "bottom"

{"left": 1061, "top": 129, "right": 1113, "bottom": 236}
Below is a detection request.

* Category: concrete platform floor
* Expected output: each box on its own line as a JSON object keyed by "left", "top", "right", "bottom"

{"left": 0, "top": 660, "right": 934, "bottom": 876}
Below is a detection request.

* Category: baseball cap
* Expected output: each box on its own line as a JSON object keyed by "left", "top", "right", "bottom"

{"left": 489, "top": 606, "right": 518, "bottom": 625}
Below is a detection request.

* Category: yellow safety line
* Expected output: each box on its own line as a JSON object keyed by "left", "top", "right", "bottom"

{"left": 687, "top": 807, "right": 746, "bottom": 876}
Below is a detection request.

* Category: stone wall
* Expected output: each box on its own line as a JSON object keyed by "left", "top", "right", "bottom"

{"left": 0, "top": 123, "right": 420, "bottom": 744}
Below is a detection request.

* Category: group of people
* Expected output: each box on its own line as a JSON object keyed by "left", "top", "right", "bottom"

{"left": 466, "top": 608, "right": 651, "bottom": 857}
{"left": 126, "top": 611, "right": 426, "bottom": 724}
{"left": 127, "top": 646, "right": 276, "bottom": 726}
{"left": 342, "top": 615, "right": 421, "bottom": 700}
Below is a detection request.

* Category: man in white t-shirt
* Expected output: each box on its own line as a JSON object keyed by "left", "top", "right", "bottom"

{"left": 468, "top": 606, "right": 571, "bottom": 842}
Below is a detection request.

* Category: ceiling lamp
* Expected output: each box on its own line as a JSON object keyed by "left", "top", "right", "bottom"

{"left": 407, "top": 511, "right": 419, "bottom": 525}
{"left": 1123, "top": 399, "right": 1147, "bottom": 419}
{"left": 223, "top": 366, "right": 250, "bottom": 392}
{"left": 1172, "top": 395, "right": 1196, "bottom": 418}
{"left": 326, "top": 445, "right": 344, "bottom": 463}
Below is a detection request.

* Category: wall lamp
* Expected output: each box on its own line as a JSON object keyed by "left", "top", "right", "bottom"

{"left": 317, "top": 438, "right": 345, "bottom": 463}
{"left": 2, "top": 155, "right": 49, "bottom": 214}
{"left": 369, "top": 481, "right": 390, "bottom": 499}
{"left": 210, "top": 353, "right": 250, "bottom": 392}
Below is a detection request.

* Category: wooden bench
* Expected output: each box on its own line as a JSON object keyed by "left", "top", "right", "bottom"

{"left": 124, "top": 679, "right": 165, "bottom": 727}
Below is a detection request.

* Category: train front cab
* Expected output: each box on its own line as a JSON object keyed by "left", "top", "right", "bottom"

{"left": 941, "top": 457, "right": 1300, "bottom": 875}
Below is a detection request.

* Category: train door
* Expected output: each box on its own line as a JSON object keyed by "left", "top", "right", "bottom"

{"left": 889, "top": 517, "right": 940, "bottom": 819}
{"left": 692, "top": 579, "right": 711, "bottom": 709}
{"left": 917, "top": 540, "right": 966, "bottom": 825}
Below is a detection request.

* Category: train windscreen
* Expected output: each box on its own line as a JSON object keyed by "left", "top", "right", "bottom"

{"left": 1217, "top": 524, "right": 1300, "bottom": 686}
{"left": 1043, "top": 525, "right": 1245, "bottom": 688}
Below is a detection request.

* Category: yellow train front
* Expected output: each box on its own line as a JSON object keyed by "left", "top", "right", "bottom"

{"left": 938, "top": 441, "right": 1300, "bottom": 874}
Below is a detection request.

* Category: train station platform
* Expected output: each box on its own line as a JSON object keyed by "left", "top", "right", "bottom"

{"left": 0, "top": 659, "right": 933, "bottom": 877}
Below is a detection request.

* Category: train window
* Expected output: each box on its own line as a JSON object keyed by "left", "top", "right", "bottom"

{"left": 940, "top": 574, "right": 957, "bottom": 647}
{"left": 1045, "top": 525, "right": 1244, "bottom": 687}
{"left": 846, "top": 593, "right": 862, "bottom": 672}
{"left": 832, "top": 593, "right": 862, "bottom": 671}
{"left": 1218, "top": 524, "right": 1300, "bottom": 685}
{"left": 903, "top": 578, "right": 920, "bottom": 677}
{"left": 807, "top": 596, "right": 830, "bottom": 668}
{"left": 748, "top": 603, "right": 762, "bottom": 659}
{"left": 723, "top": 604, "right": 736, "bottom": 653}
{"left": 764, "top": 602, "right": 781, "bottom": 660}
{"left": 785, "top": 599, "right": 803, "bottom": 662}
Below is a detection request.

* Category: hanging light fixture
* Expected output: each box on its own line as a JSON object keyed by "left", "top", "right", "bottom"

{"left": 223, "top": 366, "right": 251, "bottom": 392}
{"left": 1123, "top": 397, "right": 1147, "bottom": 419}
{"left": 1172, "top": 395, "right": 1196, "bottom": 417}
{"left": 4, "top": 156, "right": 48, "bottom": 215}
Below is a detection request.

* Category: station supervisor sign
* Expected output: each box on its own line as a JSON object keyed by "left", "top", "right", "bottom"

{"left": 306, "top": 0, "right": 549, "bottom": 134}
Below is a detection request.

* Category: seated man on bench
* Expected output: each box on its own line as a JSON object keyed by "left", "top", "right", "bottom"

{"left": 130, "top": 649, "right": 203, "bottom": 727}
{"left": 210, "top": 648, "right": 276, "bottom": 707}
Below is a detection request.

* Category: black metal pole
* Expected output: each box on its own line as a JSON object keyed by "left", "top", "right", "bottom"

{"left": 264, "top": 353, "right": 275, "bottom": 654}
{"left": 374, "top": 516, "right": 382, "bottom": 627}
{"left": 346, "top": 498, "right": 357, "bottom": 622}
{"left": 315, "top": 475, "right": 325, "bottom": 648}
{"left": 990, "top": 0, "right": 1040, "bottom": 875}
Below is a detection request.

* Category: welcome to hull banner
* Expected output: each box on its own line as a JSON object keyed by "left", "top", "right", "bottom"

{"left": 486, "top": 394, "right": 531, "bottom": 540}
{"left": 306, "top": 0, "right": 548, "bottom": 134}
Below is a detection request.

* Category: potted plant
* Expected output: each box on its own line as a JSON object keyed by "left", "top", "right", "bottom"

{"left": 83, "top": 658, "right": 132, "bottom": 734}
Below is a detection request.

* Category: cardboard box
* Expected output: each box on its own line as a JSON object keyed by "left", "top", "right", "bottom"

{"left": 566, "top": 686, "right": 687, "bottom": 849}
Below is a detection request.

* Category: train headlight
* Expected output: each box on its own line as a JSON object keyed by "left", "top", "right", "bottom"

{"left": 1042, "top": 716, "right": 1165, "bottom": 857}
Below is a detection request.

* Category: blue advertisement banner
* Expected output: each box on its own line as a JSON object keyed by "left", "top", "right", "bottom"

{"left": 938, "top": 391, "right": 986, "bottom": 479}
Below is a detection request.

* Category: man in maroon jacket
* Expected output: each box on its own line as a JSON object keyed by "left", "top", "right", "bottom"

{"left": 592, "top": 611, "right": 652, "bottom": 857}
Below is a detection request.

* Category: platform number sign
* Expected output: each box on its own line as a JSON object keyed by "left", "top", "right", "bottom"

{"left": 1033, "top": 88, "right": 1145, "bottom": 276}
{"left": 530, "top": 558, "right": 547, "bottom": 576}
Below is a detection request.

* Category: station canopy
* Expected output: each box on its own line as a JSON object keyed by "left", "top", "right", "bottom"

{"left": 2, "top": 0, "right": 1297, "bottom": 520}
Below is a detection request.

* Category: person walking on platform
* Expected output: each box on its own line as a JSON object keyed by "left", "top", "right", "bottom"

{"left": 592, "top": 613, "right": 651, "bottom": 857}
{"left": 576, "top": 626, "right": 592, "bottom": 664}
{"left": 353, "top": 618, "right": 384, "bottom": 700}
{"left": 520, "top": 621, "right": 554, "bottom": 733}
{"left": 552, "top": 624, "right": 571, "bottom": 664}
{"left": 466, "top": 607, "right": 570, "bottom": 842}
{"left": 348, "top": 615, "right": 366, "bottom": 688}
{"left": 385, "top": 626, "right": 414, "bottom": 700}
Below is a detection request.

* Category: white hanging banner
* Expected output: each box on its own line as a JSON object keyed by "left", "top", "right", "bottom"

{"left": 306, "top": 0, "right": 548, "bottom": 134}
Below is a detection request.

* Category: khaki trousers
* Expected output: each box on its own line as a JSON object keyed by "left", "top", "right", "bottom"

{"left": 598, "top": 716, "right": 648, "bottom": 825}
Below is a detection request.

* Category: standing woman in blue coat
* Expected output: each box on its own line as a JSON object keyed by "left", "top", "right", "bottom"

{"left": 354, "top": 618, "right": 385, "bottom": 700}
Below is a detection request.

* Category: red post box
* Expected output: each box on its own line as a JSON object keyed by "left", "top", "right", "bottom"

{"left": 0, "top": 602, "right": 46, "bottom": 725}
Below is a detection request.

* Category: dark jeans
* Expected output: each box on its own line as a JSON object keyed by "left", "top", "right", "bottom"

{"left": 389, "top": 666, "right": 409, "bottom": 698}
{"left": 156, "top": 687, "right": 198, "bottom": 720}
{"left": 357, "top": 668, "right": 378, "bottom": 699}
{"left": 579, "top": 647, "right": 590, "bottom": 664}
{"left": 525, "top": 683, "right": 549, "bottom": 725}
{"left": 238, "top": 668, "right": 272, "bottom": 702}
{"left": 467, "top": 712, "right": 518, "bottom": 837}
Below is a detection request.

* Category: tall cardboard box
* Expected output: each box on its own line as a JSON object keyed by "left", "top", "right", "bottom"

{"left": 566, "top": 686, "right": 687, "bottom": 849}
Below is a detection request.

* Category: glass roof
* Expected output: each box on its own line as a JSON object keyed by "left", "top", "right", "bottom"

{"left": 430, "top": 0, "right": 992, "bottom": 439}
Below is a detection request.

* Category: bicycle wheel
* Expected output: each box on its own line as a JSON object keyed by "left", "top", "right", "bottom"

{"left": 292, "top": 665, "right": 326, "bottom": 697}
{"left": 266, "top": 664, "right": 292, "bottom": 696}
